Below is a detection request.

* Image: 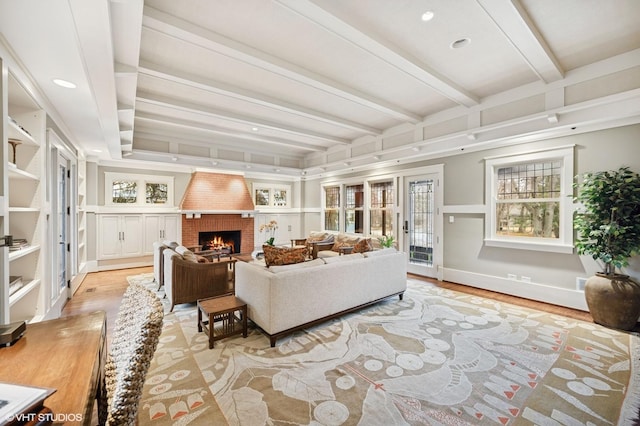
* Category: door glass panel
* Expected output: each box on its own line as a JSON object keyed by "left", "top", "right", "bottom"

{"left": 408, "top": 179, "right": 434, "bottom": 267}
{"left": 58, "top": 163, "right": 66, "bottom": 293}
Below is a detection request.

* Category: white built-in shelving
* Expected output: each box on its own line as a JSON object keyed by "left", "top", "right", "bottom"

{"left": 2, "top": 62, "right": 46, "bottom": 324}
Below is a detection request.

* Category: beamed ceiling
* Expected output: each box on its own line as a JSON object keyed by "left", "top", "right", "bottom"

{"left": 1, "top": 0, "right": 639, "bottom": 178}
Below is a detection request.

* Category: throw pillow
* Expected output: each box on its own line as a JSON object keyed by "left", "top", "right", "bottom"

{"left": 175, "top": 246, "right": 199, "bottom": 263}
{"left": 332, "top": 234, "right": 361, "bottom": 252}
{"left": 353, "top": 238, "right": 373, "bottom": 253}
{"left": 263, "top": 245, "right": 309, "bottom": 267}
{"left": 307, "top": 231, "right": 330, "bottom": 243}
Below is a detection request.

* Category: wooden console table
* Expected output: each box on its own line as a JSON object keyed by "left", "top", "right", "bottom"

{"left": 0, "top": 311, "right": 107, "bottom": 425}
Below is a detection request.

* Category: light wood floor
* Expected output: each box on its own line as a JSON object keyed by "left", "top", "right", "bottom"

{"left": 62, "top": 266, "right": 597, "bottom": 344}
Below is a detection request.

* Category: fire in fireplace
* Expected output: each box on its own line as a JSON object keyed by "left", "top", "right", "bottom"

{"left": 199, "top": 230, "right": 241, "bottom": 253}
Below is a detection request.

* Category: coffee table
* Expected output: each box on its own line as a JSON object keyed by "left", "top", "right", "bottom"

{"left": 197, "top": 295, "right": 247, "bottom": 348}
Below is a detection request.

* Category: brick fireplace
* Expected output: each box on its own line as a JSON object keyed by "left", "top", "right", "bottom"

{"left": 181, "top": 214, "right": 254, "bottom": 253}
{"left": 179, "top": 172, "right": 257, "bottom": 253}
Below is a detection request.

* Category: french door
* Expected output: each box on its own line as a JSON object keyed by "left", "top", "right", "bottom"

{"left": 403, "top": 168, "right": 443, "bottom": 279}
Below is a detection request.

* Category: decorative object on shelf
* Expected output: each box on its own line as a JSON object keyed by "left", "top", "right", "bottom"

{"left": 0, "top": 235, "right": 13, "bottom": 247}
{"left": 259, "top": 220, "right": 278, "bottom": 246}
{"left": 378, "top": 234, "right": 395, "bottom": 248}
{"left": 8, "top": 138, "right": 21, "bottom": 165}
{"left": 9, "top": 238, "right": 29, "bottom": 252}
{"left": 9, "top": 276, "right": 24, "bottom": 296}
{"left": 574, "top": 166, "right": 640, "bottom": 330}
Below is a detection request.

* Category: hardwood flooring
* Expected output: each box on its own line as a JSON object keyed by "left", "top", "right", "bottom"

{"left": 62, "top": 266, "right": 598, "bottom": 342}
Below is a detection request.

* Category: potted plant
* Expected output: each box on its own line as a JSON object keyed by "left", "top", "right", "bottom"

{"left": 378, "top": 235, "right": 396, "bottom": 249}
{"left": 574, "top": 166, "right": 640, "bottom": 330}
{"left": 259, "top": 220, "right": 278, "bottom": 246}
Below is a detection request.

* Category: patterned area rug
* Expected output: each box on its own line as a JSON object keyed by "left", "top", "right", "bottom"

{"left": 130, "top": 273, "right": 640, "bottom": 425}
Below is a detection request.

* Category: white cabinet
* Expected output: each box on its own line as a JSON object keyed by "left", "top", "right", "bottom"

{"left": 2, "top": 67, "right": 46, "bottom": 324}
{"left": 97, "top": 214, "right": 143, "bottom": 259}
{"left": 143, "top": 214, "right": 179, "bottom": 254}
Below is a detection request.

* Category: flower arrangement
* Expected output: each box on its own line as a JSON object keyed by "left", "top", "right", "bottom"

{"left": 259, "top": 220, "right": 278, "bottom": 245}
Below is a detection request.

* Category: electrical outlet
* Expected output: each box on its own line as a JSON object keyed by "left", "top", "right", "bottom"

{"left": 507, "top": 274, "right": 517, "bottom": 280}
{"left": 521, "top": 276, "right": 531, "bottom": 283}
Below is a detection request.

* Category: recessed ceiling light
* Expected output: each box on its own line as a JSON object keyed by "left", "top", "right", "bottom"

{"left": 421, "top": 10, "right": 434, "bottom": 22}
{"left": 451, "top": 38, "right": 471, "bottom": 49}
{"left": 53, "top": 78, "right": 76, "bottom": 89}
{"left": 251, "top": 127, "right": 259, "bottom": 132}
{"left": 171, "top": 156, "right": 178, "bottom": 161}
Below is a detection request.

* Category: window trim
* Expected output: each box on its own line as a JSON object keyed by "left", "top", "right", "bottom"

{"left": 321, "top": 175, "right": 397, "bottom": 237}
{"left": 484, "top": 145, "right": 574, "bottom": 253}
{"left": 105, "top": 172, "right": 174, "bottom": 207}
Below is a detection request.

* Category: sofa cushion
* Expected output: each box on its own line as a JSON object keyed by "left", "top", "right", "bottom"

{"left": 175, "top": 246, "right": 198, "bottom": 263}
{"left": 269, "top": 258, "right": 325, "bottom": 273}
{"left": 363, "top": 247, "right": 397, "bottom": 258}
{"left": 323, "top": 253, "right": 364, "bottom": 263}
{"left": 263, "top": 244, "right": 309, "bottom": 267}
{"left": 332, "top": 234, "right": 361, "bottom": 252}
{"left": 353, "top": 238, "right": 373, "bottom": 253}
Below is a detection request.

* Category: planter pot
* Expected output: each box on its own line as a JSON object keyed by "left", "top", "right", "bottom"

{"left": 584, "top": 273, "right": 640, "bottom": 330}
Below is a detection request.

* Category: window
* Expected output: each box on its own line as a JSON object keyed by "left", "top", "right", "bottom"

{"left": 324, "top": 186, "right": 340, "bottom": 231}
{"left": 344, "top": 184, "right": 364, "bottom": 233}
{"left": 370, "top": 181, "right": 394, "bottom": 237}
{"left": 105, "top": 173, "right": 174, "bottom": 206}
{"left": 485, "top": 146, "right": 574, "bottom": 253}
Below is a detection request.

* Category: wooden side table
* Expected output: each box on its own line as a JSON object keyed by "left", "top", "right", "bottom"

{"left": 197, "top": 295, "right": 247, "bottom": 348}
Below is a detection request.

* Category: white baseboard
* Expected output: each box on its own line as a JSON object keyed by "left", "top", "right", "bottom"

{"left": 442, "top": 267, "right": 589, "bottom": 312}
{"left": 91, "top": 256, "right": 153, "bottom": 272}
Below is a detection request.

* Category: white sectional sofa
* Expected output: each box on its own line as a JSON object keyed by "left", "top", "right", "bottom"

{"left": 235, "top": 248, "right": 407, "bottom": 346}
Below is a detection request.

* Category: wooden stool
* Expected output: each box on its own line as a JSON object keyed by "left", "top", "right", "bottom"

{"left": 197, "top": 295, "right": 247, "bottom": 348}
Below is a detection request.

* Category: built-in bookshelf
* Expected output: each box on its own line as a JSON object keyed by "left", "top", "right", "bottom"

{"left": 2, "top": 69, "right": 46, "bottom": 324}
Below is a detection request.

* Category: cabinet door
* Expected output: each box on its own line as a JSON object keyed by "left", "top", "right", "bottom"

{"left": 143, "top": 215, "right": 162, "bottom": 255}
{"left": 121, "top": 215, "right": 143, "bottom": 257}
{"left": 163, "top": 215, "right": 179, "bottom": 243}
{"left": 98, "top": 215, "right": 122, "bottom": 259}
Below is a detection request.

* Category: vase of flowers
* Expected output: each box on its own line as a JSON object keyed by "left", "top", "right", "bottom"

{"left": 259, "top": 220, "right": 278, "bottom": 246}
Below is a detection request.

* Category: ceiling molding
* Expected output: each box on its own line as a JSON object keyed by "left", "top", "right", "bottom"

{"left": 142, "top": 5, "right": 421, "bottom": 123}
{"left": 476, "top": 0, "right": 564, "bottom": 83}
{"left": 138, "top": 62, "right": 381, "bottom": 136}
{"left": 136, "top": 92, "right": 350, "bottom": 146}
{"left": 276, "top": 0, "right": 479, "bottom": 107}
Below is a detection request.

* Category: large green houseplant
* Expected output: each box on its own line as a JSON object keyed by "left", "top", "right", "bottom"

{"left": 574, "top": 166, "right": 640, "bottom": 330}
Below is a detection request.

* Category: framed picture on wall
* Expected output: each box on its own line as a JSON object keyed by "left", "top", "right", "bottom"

{"left": 252, "top": 184, "right": 291, "bottom": 208}
{"left": 254, "top": 188, "right": 270, "bottom": 206}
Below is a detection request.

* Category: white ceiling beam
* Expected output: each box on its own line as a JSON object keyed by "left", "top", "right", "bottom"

{"left": 135, "top": 113, "right": 327, "bottom": 152}
{"left": 476, "top": 0, "right": 564, "bottom": 83}
{"left": 143, "top": 5, "right": 421, "bottom": 123}
{"left": 138, "top": 62, "right": 381, "bottom": 136}
{"left": 276, "top": 0, "right": 479, "bottom": 108}
{"left": 136, "top": 91, "right": 350, "bottom": 145}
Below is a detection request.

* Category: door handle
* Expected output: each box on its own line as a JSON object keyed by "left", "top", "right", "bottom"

{"left": 403, "top": 220, "right": 409, "bottom": 234}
